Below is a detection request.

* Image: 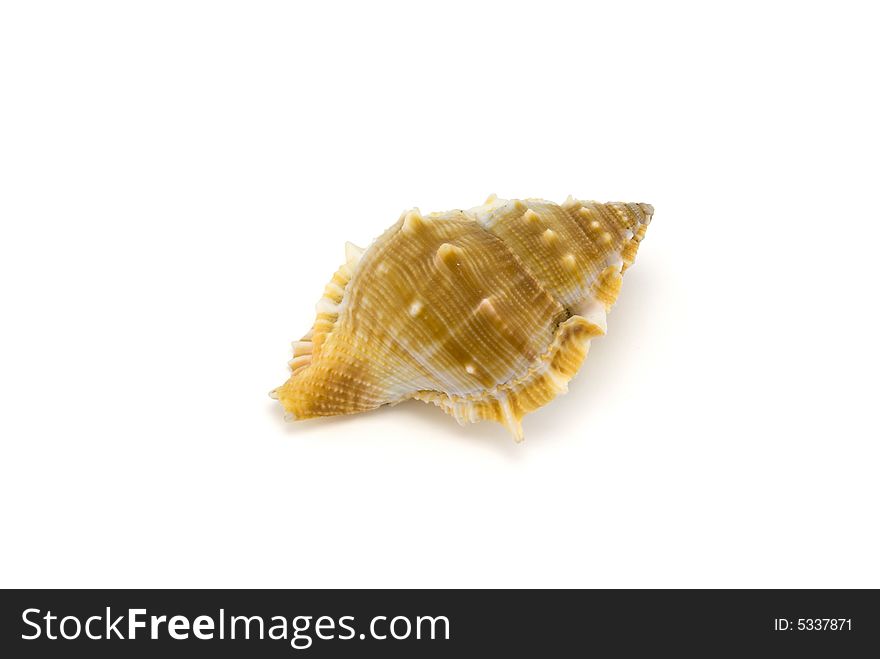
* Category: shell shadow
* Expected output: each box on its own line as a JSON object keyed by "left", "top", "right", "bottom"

{"left": 266, "top": 399, "right": 524, "bottom": 459}
{"left": 521, "top": 267, "right": 655, "bottom": 442}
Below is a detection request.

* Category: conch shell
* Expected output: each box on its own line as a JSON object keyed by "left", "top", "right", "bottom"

{"left": 271, "top": 195, "right": 653, "bottom": 440}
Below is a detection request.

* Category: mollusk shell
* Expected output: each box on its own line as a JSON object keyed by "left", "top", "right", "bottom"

{"left": 271, "top": 196, "right": 653, "bottom": 441}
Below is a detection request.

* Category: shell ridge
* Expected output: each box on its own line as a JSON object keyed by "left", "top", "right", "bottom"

{"left": 275, "top": 237, "right": 374, "bottom": 405}
{"left": 566, "top": 200, "right": 653, "bottom": 302}
{"left": 292, "top": 259, "right": 355, "bottom": 368}
{"left": 474, "top": 200, "right": 595, "bottom": 315}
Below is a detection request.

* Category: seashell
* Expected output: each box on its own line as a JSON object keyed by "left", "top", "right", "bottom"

{"left": 271, "top": 195, "right": 654, "bottom": 441}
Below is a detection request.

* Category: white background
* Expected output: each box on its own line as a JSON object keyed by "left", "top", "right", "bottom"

{"left": 1, "top": 1, "right": 878, "bottom": 588}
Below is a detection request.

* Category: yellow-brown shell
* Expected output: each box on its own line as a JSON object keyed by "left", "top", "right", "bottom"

{"left": 271, "top": 196, "right": 654, "bottom": 440}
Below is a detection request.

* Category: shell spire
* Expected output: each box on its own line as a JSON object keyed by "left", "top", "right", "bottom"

{"left": 273, "top": 196, "right": 654, "bottom": 441}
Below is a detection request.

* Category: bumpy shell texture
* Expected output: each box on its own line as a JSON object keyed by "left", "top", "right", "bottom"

{"left": 271, "top": 196, "right": 654, "bottom": 441}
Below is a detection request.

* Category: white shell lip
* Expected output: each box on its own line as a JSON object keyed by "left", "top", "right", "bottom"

{"left": 345, "top": 241, "right": 365, "bottom": 265}
{"left": 570, "top": 296, "right": 607, "bottom": 334}
{"left": 467, "top": 195, "right": 511, "bottom": 225}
